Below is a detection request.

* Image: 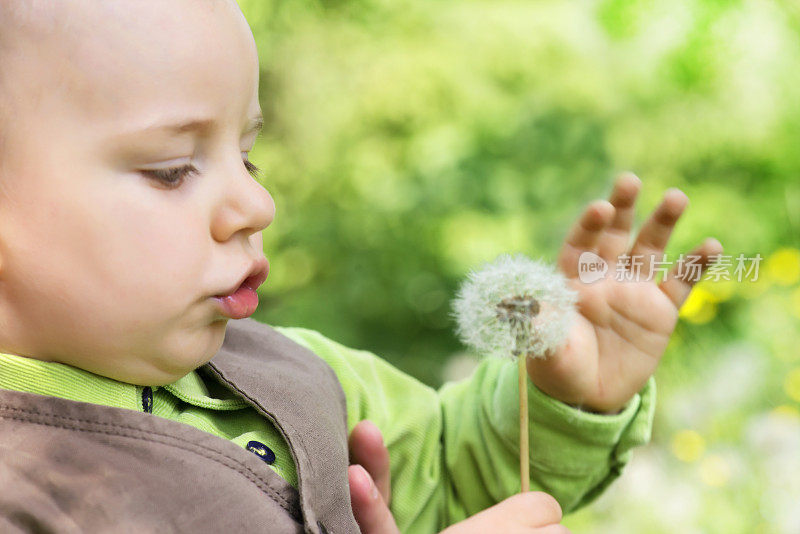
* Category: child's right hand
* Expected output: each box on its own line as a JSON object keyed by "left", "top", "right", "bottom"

{"left": 438, "top": 493, "right": 570, "bottom": 534}
{"left": 348, "top": 420, "right": 570, "bottom": 534}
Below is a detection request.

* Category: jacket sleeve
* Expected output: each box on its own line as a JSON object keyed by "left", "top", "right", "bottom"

{"left": 273, "top": 326, "right": 655, "bottom": 533}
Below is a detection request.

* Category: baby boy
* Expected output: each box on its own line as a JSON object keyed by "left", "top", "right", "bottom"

{"left": 0, "top": 1, "right": 722, "bottom": 533}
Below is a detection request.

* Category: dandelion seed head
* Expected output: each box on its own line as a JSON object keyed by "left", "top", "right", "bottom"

{"left": 451, "top": 253, "right": 578, "bottom": 359}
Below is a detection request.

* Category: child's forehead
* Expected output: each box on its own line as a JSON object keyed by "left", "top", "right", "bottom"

{"left": 18, "top": 0, "right": 250, "bottom": 66}
{"left": 3, "top": 1, "right": 201, "bottom": 46}
{"left": 3, "top": 0, "right": 259, "bottom": 130}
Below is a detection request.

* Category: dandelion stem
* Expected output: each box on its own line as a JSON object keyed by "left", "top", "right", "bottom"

{"left": 518, "top": 352, "right": 530, "bottom": 493}
{"left": 499, "top": 301, "right": 534, "bottom": 495}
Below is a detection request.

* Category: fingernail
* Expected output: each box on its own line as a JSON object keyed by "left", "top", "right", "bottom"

{"left": 357, "top": 465, "right": 379, "bottom": 501}
{"left": 621, "top": 171, "right": 640, "bottom": 184}
{"left": 370, "top": 478, "right": 379, "bottom": 501}
{"left": 365, "top": 420, "right": 384, "bottom": 445}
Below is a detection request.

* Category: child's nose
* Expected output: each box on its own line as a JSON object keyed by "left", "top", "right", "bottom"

{"left": 210, "top": 156, "right": 275, "bottom": 243}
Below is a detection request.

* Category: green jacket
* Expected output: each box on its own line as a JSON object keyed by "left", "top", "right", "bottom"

{"left": 0, "top": 319, "right": 654, "bottom": 532}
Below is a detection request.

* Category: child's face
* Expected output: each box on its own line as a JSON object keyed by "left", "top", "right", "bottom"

{"left": 0, "top": 0, "right": 275, "bottom": 385}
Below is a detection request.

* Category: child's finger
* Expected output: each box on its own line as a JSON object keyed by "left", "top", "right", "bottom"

{"left": 597, "top": 172, "right": 641, "bottom": 264}
{"left": 659, "top": 238, "right": 724, "bottom": 308}
{"left": 533, "top": 525, "right": 573, "bottom": 533}
{"left": 348, "top": 465, "right": 400, "bottom": 534}
{"left": 557, "top": 200, "right": 615, "bottom": 278}
{"left": 348, "top": 420, "right": 392, "bottom": 504}
{"left": 627, "top": 188, "right": 689, "bottom": 279}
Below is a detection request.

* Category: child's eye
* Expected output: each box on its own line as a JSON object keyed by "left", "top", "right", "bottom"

{"left": 141, "top": 156, "right": 262, "bottom": 189}
{"left": 141, "top": 164, "right": 199, "bottom": 189}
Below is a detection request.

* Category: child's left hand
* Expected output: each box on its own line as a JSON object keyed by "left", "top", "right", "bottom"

{"left": 349, "top": 420, "right": 398, "bottom": 534}
{"left": 526, "top": 173, "right": 723, "bottom": 414}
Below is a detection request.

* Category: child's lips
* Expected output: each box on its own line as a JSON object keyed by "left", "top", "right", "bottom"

{"left": 213, "top": 284, "right": 259, "bottom": 319}
{"left": 212, "top": 260, "right": 269, "bottom": 319}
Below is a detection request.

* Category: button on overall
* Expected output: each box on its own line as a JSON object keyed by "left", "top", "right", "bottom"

{"left": 141, "top": 386, "right": 153, "bottom": 413}
{"left": 245, "top": 440, "right": 276, "bottom": 464}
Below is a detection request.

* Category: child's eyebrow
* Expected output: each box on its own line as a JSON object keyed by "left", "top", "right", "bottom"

{"left": 115, "top": 114, "right": 264, "bottom": 139}
{"left": 247, "top": 116, "right": 264, "bottom": 135}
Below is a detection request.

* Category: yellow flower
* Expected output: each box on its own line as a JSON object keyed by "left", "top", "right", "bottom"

{"left": 671, "top": 430, "right": 705, "bottom": 462}
{"left": 765, "top": 247, "right": 800, "bottom": 286}
{"left": 784, "top": 367, "right": 800, "bottom": 402}
{"left": 679, "top": 287, "right": 717, "bottom": 324}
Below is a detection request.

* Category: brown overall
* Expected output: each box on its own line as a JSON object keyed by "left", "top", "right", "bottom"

{"left": 0, "top": 318, "right": 362, "bottom": 533}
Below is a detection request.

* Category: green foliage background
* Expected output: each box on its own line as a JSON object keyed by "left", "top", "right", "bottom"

{"left": 239, "top": 0, "right": 800, "bottom": 532}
